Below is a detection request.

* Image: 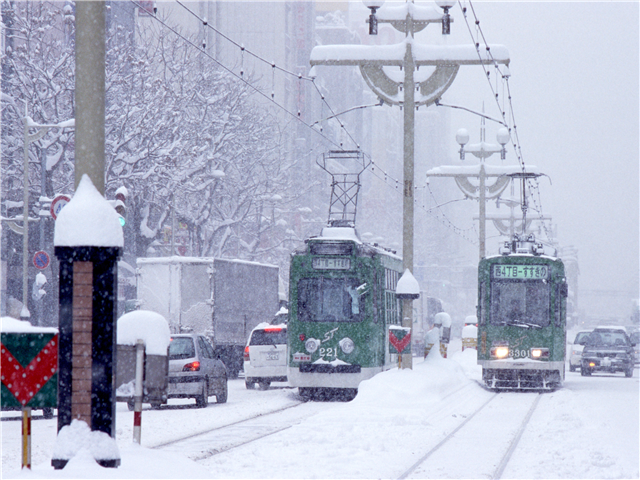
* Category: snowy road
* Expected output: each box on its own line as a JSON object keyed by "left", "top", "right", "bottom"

{"left": 2, "top": 345, "right": 638, "bottom": 479}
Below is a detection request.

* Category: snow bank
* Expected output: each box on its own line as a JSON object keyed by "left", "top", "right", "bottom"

{"left": 54, "top": 174, "right": 123, "bottom": 247}
{"left": 462, "top": 324, "right": 478, "bottom": 339}
{"left": 52, "top": 420, "right": 120, "bottom": 463}
{"left": 0, "top": 316, "right": 58, "bottom": 334}
{"left": 117, "top": 310, "right": 170, "bottom": 356}
{"left": 32, "top": 420, "right": 210, "bottom": 479}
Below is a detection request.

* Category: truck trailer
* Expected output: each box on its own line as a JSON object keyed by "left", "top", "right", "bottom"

{"left": 136, "top": 256, "right": 280, "bottom": 378}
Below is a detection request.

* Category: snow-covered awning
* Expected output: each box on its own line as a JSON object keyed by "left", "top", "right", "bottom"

{"left": 426, "top": 164, "right": 540, "bottom": 177}
{"left": 310, "top": 40, "right": 509, "bottom": 67}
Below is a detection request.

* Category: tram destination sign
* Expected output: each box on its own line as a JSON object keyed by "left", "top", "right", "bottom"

{"left": 492, "top": 264, "right": 548, "bottom": 280}
{"left": 312, "top": 257, "right": 351, "bottom": 270}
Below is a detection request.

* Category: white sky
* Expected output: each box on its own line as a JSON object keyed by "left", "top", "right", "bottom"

{"left": 440, "top": 2, "right": 639, "bottom": 301}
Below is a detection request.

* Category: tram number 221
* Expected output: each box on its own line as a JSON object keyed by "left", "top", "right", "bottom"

{"left": 319, "top": 347, "right": 339, "bottom": 361}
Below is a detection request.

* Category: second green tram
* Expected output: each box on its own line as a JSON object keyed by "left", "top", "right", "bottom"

{"left": 287, "top": 227, "right": 403, "bottom": 400}
{"left": 477, "top": 237, "right": 568, "bottom": 390}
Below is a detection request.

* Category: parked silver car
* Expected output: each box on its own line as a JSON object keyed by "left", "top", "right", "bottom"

{"left": 168, "top": 334, "right": 228, "bottom": 407}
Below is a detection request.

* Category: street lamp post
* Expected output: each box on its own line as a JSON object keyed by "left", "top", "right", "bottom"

{"left": 454, "top": 120, "right": 509, "bottom": 259}
{"left": 426, "top": 120, "right": 547, "bottom": 259}
{"left": 310, "top": 0, "right": 509, "bottom": 368}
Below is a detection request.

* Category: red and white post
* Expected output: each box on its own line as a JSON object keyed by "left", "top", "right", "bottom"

{"left": 133, "top": 339, "right": 144, "bottom": 444}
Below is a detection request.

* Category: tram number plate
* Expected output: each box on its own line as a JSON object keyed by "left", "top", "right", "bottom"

{"left": 265, "top": 352, "right": 279, "bottom": 361}
{"left": 312, "top": 258, "right": 351, "bottom": 270}
{"left": 492, "top": 264, "right": 548, "bottom": 280}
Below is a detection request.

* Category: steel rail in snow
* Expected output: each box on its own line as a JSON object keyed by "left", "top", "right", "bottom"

{"left": 492, "top": 394, "right": 542, "bottom": 479}
{"left": 149, "top": 401, "right": 303, "bottom": 449}
{"left": 397, "top": 393, "right": 498, "bottom": 480}
{"left": 397, "top": 392, "right": 542, "bottom": 480}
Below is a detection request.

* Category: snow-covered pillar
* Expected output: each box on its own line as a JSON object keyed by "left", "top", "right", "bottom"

{"left": 396, "top": 269, "right": 420, "bottom": 368}
{"left": 52, "top": 175, "right": 123, "bottom": 469}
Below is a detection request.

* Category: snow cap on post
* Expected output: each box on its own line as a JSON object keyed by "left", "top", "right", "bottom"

{"left": 434, "top": 312, "right": 452, "bottom": 328}
{"left": 54, "top": 174, "right": 124, "bottom": 247}
{"left": 396, "top": 269, "right": 420, "bottom": 300}
{"left": 117, "top": 310, "right": 171, "bottom": 356}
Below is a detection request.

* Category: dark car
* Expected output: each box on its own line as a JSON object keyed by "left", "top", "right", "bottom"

{"left": 629, "top": 331, "right": 640, "bottom": 365}
{"left": 581, "top": 327, "right": 636, "bottom": 377}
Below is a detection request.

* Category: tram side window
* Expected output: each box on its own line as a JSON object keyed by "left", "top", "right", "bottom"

{"left": 297, "top": 277, "right": 365, "bottom": 322}
{"left": 554, "top": 284, "right": 563, "bottom": 327}
{"left": 490, "top": 281, "right": 550, "bottom": 327}
{"left": 384, "top": 268, "right": 400, "bottom": 325}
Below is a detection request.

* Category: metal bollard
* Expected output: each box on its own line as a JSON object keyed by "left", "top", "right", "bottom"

{"left": 133, "top": 339, "right": 144, "bottom": 444}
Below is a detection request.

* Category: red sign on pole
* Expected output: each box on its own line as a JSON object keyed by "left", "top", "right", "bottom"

{"left": 50, "top": 195, "right": 71, "bottom": 220}
{"left": 1, "top": 334, "right": 58, "bottom": 406}
{"left": 389, "top": 328, "right": 411, "bottom": 355}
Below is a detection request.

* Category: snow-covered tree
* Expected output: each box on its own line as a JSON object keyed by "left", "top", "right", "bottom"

{"left": 1, "top": 0, "right": 75, "bottom": 203}
{"left": 104, "top": 15, "right": 305, "bottom": 264}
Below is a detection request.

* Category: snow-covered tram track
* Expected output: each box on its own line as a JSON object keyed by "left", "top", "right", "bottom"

{"left": 151, "top": 400, "right": 315, "bottom": 461}
{"left": 398, "top": 392, "right": 542, "bottom": 480}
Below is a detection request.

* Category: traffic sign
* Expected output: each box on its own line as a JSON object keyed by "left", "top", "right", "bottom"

{"left": 1, "top": 332, "right": 58, "bottom": 408}
{"left": 33, "top": 251, "right": 50, "bottom": 270}
{"left": 389, "top": 327, "right": 411, "bottom": 355}
{"left": 50, "top": 194, "right": 71, "bottom": 220}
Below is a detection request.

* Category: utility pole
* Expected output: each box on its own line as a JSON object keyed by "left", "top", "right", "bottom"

{"left": 310, "top": 1, "right": 509, "bottom": 368}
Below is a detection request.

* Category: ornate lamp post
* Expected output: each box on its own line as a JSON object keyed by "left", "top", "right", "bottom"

{"left": 310, "top": 0, "right": 509, "bottom": 368}
{"left": 455, "top": 120, "right": 509, "bottom": 259}
{"left": 426, "top": 118, "right": 546, "bottom": 259}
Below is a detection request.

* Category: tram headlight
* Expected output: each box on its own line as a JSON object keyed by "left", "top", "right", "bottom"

{"left": 339, "top": 337, "right": 355, "bottom": 354}
{"left": 491, "top": 346, "right": 510, "bottom": 359}
{"left": 530, "top": 348, "right": 549, "bottom": 359}
{"left": 305, "top": 338, "right": 319, "bottom": 353}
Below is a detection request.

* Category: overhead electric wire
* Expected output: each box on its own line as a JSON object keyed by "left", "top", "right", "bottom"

{"left": 130, "top": 0, "right": 481, "bottom": 245}
{"left": 174, "top": 0, "right": 362, "bottom": 151}
{"left": 459, "top": 0, "right": 553, "bottom": 242}
{"left": 130, "top": 0, "right": 354, "bottom": 154}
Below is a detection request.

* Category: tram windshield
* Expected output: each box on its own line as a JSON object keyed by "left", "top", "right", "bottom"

{"left": 490, "top": 281, "right": 550, "bottom": 328}
{"left": 297, "top": 277, "right": 365, "bottom": 322}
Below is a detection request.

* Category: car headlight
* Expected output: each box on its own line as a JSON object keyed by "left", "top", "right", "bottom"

{"left": 339, "top": 337, "right": 355, "bottom": 354}
{"left": 491, "top": 346, "right": 509, "bottom": 359}
{"left": 305, "top": 338, "right": 319, "bottom": 353}
{"left": 530, "top": 348, "right": 549, "bottom": 359}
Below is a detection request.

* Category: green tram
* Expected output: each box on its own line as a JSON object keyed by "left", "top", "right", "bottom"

{"left": 477, "top": 236, "right": 568, "bottom": 390}
{"left": 287, "top": 227, "right": 403, "bottom": 400}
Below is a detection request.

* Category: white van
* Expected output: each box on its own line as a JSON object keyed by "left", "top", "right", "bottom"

{"left": 243, "top": 323, "right": 287, "bottom": 390}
